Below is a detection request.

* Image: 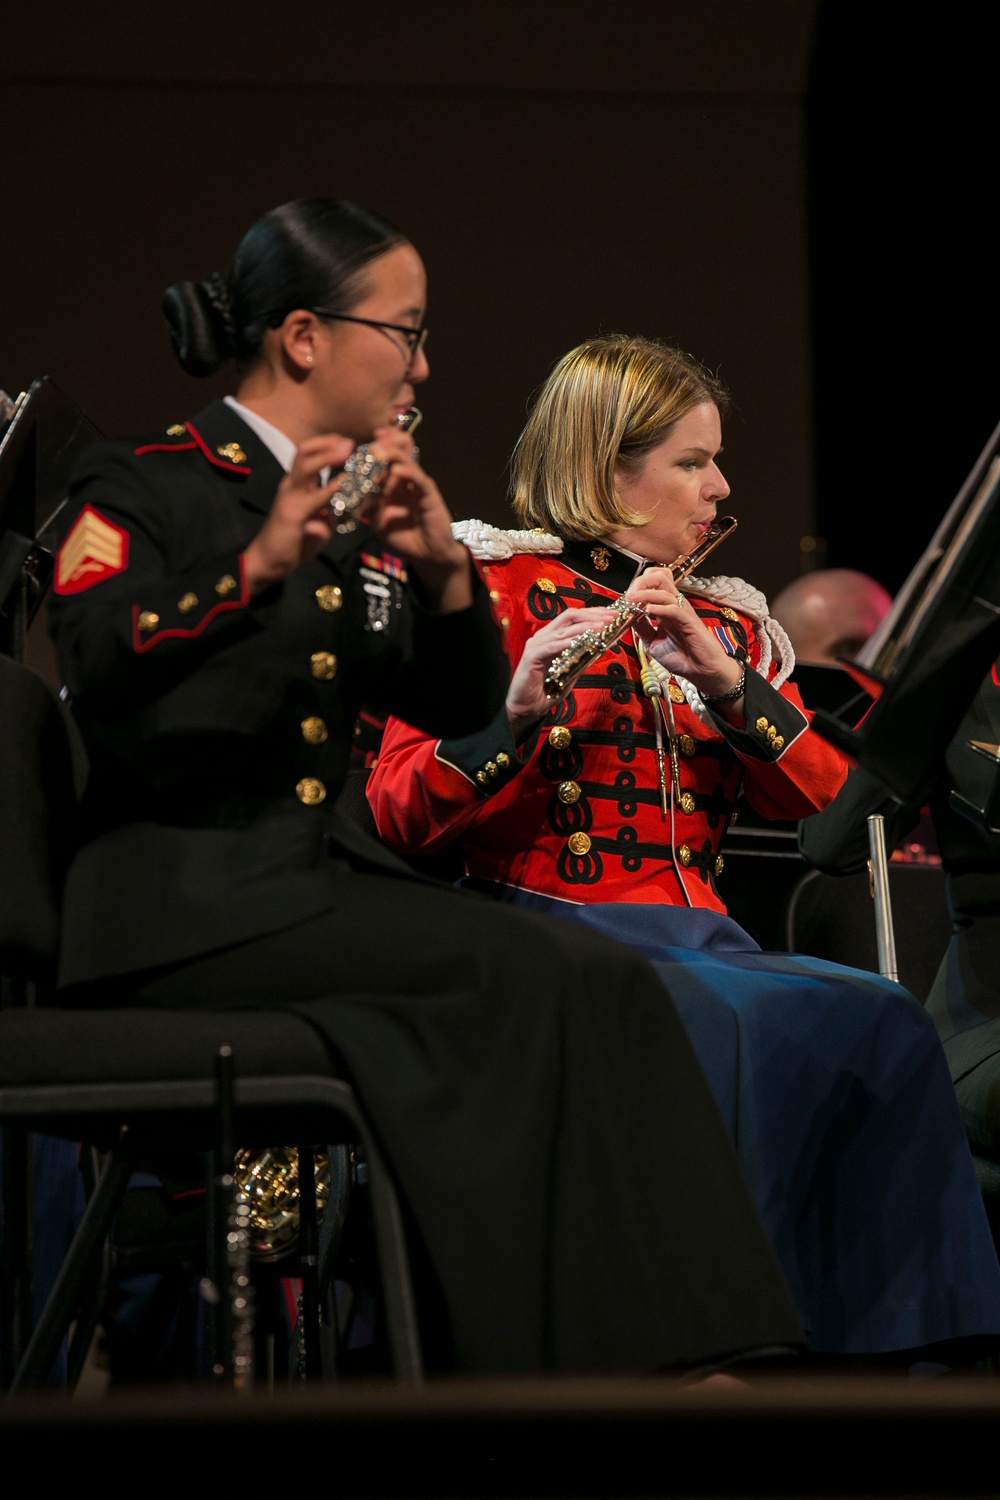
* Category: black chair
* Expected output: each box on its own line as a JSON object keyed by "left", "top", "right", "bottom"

{"left": 0, "top": 658, "right": 423, "bottom": 1390}
{"left": 785, "top": 862, "right": 952, "bottom": 1004}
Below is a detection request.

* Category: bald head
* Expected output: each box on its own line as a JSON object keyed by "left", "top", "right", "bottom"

{"left": 771, "top": 569, "right": 892, "bottom": 666}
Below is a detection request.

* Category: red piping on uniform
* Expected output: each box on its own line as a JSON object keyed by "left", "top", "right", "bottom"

{"left": 992, "top": 662, "right": 1000, "bottom": 688}
{"left": 133, "top": 440, "right": 198, "bottom": 456}
{"left": 185, "top": 422, "right": 253, "bottom": 474}
{"left": 131, "top": 554, "right": 250, "bottom": 653}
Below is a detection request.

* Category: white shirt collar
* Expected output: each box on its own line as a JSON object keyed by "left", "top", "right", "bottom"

{"left": 223, "top": 395, "right": 298, "bottom": 474}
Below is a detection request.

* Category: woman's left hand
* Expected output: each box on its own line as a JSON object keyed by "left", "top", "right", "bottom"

{"left": 627, "top": 568, "right": 745, "bottom": 714}
{"left": 364, "top": 426, "right": 472, "bottom": 612}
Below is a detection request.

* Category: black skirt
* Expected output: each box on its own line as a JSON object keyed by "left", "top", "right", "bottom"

{"left": 95, "top": 869, "right": 803, "bottom": 1375}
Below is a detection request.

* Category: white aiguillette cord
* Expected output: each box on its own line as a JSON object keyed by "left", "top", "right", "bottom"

{"left": 634, "top": 632, "right": 695, "bottom": 910}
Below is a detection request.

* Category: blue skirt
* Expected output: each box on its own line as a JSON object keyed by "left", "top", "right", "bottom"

{"left": 491, "top": 891, "right": 1000, "bottom": 1355}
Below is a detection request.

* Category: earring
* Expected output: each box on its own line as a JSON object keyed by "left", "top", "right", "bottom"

{"left": 305, "top": 354, "right": 314, "bottom": 365}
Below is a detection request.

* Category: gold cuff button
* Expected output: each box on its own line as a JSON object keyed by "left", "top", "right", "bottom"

{"left": 567, "top": 832, "right": 591, "bottom": 856}
{"left": 756, "top": 716, "right": 769, "bottom": 733}
{"left": 766, "top": 724, "right": 777, "bottom": 742}
{"left": 536, "top": 577, "right": 557, "bottom": 593}
{"left": 296, "top": 777, "right": 326, "bottom": 805}
{"left": 772, "top": 734, "right": 785, "bottom": 751}
{"left": 215, "top": 574, "right": 238, "bottom": 597}
{"left": 677, "top": 843, "right": 692, "bottom": 867}
{"left": 668, "top": 683, "right": 686, "bottom": 704}
{"left": 496, "top": 752, "right": 510, "bottom": 768}
{"left": 679, "top": 791, "right": 696, "bottom": 815}
{"left": 714, "top": 854, "right": 725, "bottom": 876}
{"left": 485, "top": 761, "right": 498, "bottom": 777}
{"left": 315, "top": 585, "right": 343, "bottom": 613}
{"left": 301, "top": 716, "right": 328, "bottom": 745}
{"left": 475, "top": 770, "right": 488, "bottom": 786}
{"left": 548, "top": 726, "right": 572, "bottom": 749}
{"left": 177, "top": 592, "right": 199, "bottom": 613}
{"left": 137, "top": 611, "right": 159, "bottom": 632}
{"left": 166, "top": 423, "right": 187, "bottom": 436}
{"left": 557, "top": 780, "right": 582, "bottom": 804}
{"left": 678, "top": 734, "right": 696, "bottom": 757}
{"left": 310, "top": 651, "right": 338, "bottom": 680}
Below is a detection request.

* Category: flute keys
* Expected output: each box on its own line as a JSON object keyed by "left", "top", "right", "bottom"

{"left": 557, "top": 780, "right": 582, "bottom": 804}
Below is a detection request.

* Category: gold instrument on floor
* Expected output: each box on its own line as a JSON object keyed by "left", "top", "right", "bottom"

{"left": 233, "top": 1146, "right": 331, "bottom": 1261}
{"left": 543, "top": 516, "right": 738, "bottom": 700}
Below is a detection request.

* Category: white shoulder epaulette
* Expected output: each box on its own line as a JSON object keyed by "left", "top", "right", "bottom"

{"left": 450, "top": 519, "right": 794, "bottom": 699}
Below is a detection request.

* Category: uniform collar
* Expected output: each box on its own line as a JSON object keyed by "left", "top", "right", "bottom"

{"left": 185, "top": 397, "right": 376, "bottom": 565}
{"left": 558, "top": 536, "right": 650, "bottom": 594}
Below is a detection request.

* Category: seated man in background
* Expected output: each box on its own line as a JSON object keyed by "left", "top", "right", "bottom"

{"left": 771, "top": 568, "right": 892, "bottom": 667}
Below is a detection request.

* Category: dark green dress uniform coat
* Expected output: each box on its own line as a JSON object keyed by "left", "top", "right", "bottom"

{"left": 47, "top": 399, "right": 803, "bottom": 1375}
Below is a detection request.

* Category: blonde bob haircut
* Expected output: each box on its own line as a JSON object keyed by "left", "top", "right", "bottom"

{"left": 511, "top": 334, "right": 728, "bottom": 539}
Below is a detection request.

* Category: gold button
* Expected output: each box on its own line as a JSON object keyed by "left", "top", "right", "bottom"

{"left": 677, "top": 844, "right": 692, "bottom": 867}
{"left": 567, "top": 832, "right": 591, "bottom": 856}
{"left": 166, "top": 423, "right": 187, "bottom": 437}
{"left": 720, "top": 607, "right": 738, "bottom": 621}
{"left": 558, "top": 780, "right": 582, "bottom": 804}
{"left": 772, "top": 734, "right": 785, "bottom": 751}
{"left": 680, "top": 791, "right": 696, "bottom": 815}
{"left": 668, "top": 683, "right": 685, "bottom": 704}
{"left": 756, "top": 716, "right": 769, "bottom": 733}
{"left": 548, "top": 726, "right": 572, "bottom": 749}
{"left": 500, "top": 616, "right": 510, "bottom": 629}
{"left": 766, "top": 724, "right": 776, "bottom": 742}
{"left": 730, "top": 806, "right": 740, "bottom": 826}
{"left": 301, "top": 716, "right": 328, "bottom": 745}
{"left": 489, "top": 589, "right": 501, "bottom": 604}
{"left": 137, "top": 610, "right": 159, "bottom": 632}
{"left": 496, "top": 752, "right": 510, "bottom": 768}
{"left": 217, "top": 442, "right": 247, "bottom": 464}
{"left": 315, "top": 585, "right": 343, "bottom": 613}
{"left": 177, "top": 592, "right": 198, "bottom": 613}
{"left": 475, "top": 770, "right": 488, "bottom": 786}
{"left": 714, "top": 854, "right": 725, "bottom": 875}
{"left": 536, "top": 577, "right": 557, "bottom": 594}
{"left": 678, "top": 734, "right": 696, "bottom": 757}
{"left": 296, "top": 777, "right": 326, "bottom": 805}
{"left": 215, "top": 574, "right": 238, "bottom": 597}
{"left": 485, "top": 761, "right": 498, "bottom": 777}
{"left": 310, "top": 651, "right": 338, "bottom": 680}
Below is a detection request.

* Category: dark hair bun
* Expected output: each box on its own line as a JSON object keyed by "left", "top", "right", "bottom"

{"left": 162, "top": 274, "right": 235, "bottom": 377}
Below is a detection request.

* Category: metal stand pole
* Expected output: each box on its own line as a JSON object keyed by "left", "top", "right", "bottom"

{"left": 867, "top": 812, "right": 900, "bottom": 983}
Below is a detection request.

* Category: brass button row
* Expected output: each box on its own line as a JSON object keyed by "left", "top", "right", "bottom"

{"left": 311, "top": 651, "right": 337, "bottom": 681}
{"left": 754, "top": 715, "right": 784, "bottom": 751}
{"left": 315, "top": 585, "right": 342, "bottom": 613}
{"left": 216, "top": 574, "right": 238, "bottom": 597}
{"left": 177, "top": 592, "right": 198, "bottom": 614}
{"left": 301, "top": 716, "right": 328, "bottom": 745}
{"left": 137, "top": 611, "right": 159, "bottom": 632}
{"left": 296, "top": 777, "right": 326, "bottom": 806}
{"left": 474, "top": 750, "right": 512, "bottom": 787}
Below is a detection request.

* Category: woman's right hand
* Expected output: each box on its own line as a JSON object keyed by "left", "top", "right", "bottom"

{"left": 505, "top": 607, "right": 616, "bottom": 738}
{"left": 242, "top": 434, "right": 355, "bottom": 594}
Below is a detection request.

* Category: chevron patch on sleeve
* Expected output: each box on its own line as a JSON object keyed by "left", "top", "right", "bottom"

{"left": 54, "top": 505, "right": 130, "bottom": 594}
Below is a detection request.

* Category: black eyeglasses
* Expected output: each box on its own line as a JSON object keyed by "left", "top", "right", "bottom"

{"left": 310, "top": 309, "right": 428, "bottom": 361}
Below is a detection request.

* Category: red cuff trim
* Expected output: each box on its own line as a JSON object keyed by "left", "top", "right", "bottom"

{"left": 131, "top": 554, "right": 250, "bottom": 653}
{"left": 185, "top": 422, "right": 253, "bottom": 475}
{"left": 133, "top": 440, "right": 198, "bottom": 456}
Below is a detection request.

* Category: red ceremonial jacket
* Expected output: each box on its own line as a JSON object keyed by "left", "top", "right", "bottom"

{"left": 368, "top": 532, "right": 850, "bottom": 911}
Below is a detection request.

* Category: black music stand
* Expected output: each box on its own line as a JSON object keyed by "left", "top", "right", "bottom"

{"left": 0, "top": 376, "right": 101, "bottom": 661}
{"left": 811, "top": 413, "right": 1000, "bottom": 817}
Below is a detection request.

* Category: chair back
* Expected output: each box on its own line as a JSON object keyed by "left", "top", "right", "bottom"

{"left": 785, "top": 862, "right": 952, "bottom": 1003}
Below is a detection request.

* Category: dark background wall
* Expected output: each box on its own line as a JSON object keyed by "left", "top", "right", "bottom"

{"left": 2, "top": 0, "right": 817, "bottom": 621}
